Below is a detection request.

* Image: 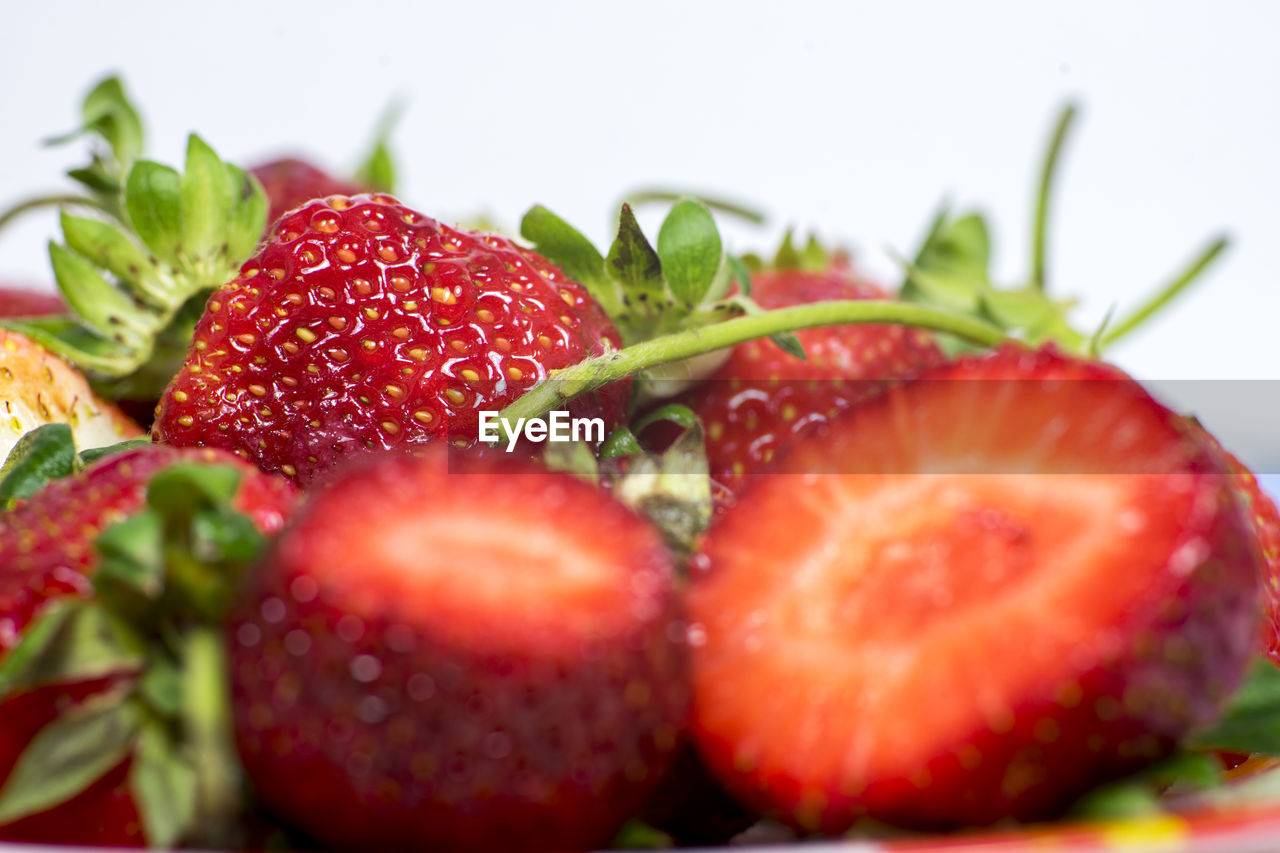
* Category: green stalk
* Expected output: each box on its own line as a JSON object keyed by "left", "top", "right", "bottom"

{"left": 1101, "top": 236, "right": 1230, "bottom": 348}
{"left": 181, "top": 626, "right": 244, "bottom": 850}
{"left": 0, "top": 193, "right": 101, "bottom": 232}
{"left": 500, "top": 300, "right": 1008, "bottom": 423}
{"left": 1031, "top": 104, "right": 1079, "bottom": 293}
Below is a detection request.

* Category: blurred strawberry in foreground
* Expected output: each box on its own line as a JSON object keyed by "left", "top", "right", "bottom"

{"left": 646, "top": 239, "right": 945, "bottom": 494}
{"left": 230, "top": 447, "right": 687, "bottom": 850}
{"left": 689, "top": 345, "right": 1260, "bottom": 833}
{"left": 0, "top": 438, "right": 294, "bottom": 847}
{"left": 153, "top": 194, "right": 630, "bottom": 485}
{"left": 0, "top": 328, "right": 141, "bottom": 462}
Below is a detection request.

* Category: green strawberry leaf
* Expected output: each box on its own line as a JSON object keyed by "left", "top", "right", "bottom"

{"left": 606, "top": 204, "right": 667, "bottom": 341}
{"left": 74, "top": 76, "right": 145, "bottom": 174}
{"left": 179, "top": 135, "right": 235, "bottom": 263}
{"left": 94, "top": 510, "right": 167, "bottom": 604}
{"left": 0, "top": 690, "right": 141, "bottom": 825}
{"left": 631, "top": 403, "right": 702, "bottom": 435}
{"left": 520, "top": 206, "right": 614, "bottom": 313}
{"left": 0, "top": 599, "right": 143, "bottom": 697}
{"left": 129, "top": 720, "right": 198, "bottom": 849}
{"left": 656, "top": 200, "right": 722, "bottom": 309}
{"left": 78, "top": 438, "right": 153, "bottom": 467}
{"left": 1189, "top": 657, "right": 1280, "bottom": 754}
{"left": 125, "top": 160, "right": 183, "bottom": 267}
{"left": 59, "top": 211, "right": 165, "bottom": 307}
{"left": 0, "top": 315, "right": 136, "bottom": 376}
{"left": 48, "top": 242, "right": 149, "bottom": 350}
{"left": 600, "top": 427, "right": 644, "bottom": 459}
{"left": 354, "top": 98, "right": 404, "bottom": 194}
{"left": 224, "top": 163, "right": 269, "bottom": 263}
{"left": 0, "top": 423, "right": 78, "bottom": 506}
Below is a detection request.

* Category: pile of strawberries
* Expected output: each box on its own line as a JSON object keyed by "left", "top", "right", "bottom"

{"left": 0, "top": 77, "right": 1277, "bottom": 852}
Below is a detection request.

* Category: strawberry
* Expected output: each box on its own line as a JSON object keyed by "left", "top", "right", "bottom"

{"left": 687, "top": 344, "right": 1260, "bottom": 833}
{"left": 0, "top": 328, "right": 142, "bottom": 463}
{"left": 1189, "top": 424, "right": 1280, "bottom": 665}
{"left": 647, "top": 254, "right": 944, "bottom": 494}
{"left": 0, "top": 440, "right": 293, "bottom": 847}
{"left": 0, "top": 287, "right": 64, "bottom": 319}
{"left": 229, "top": 447, "right": 687, "bottom": 850}
{"left": 153, "top": 194, "right": 630, "bottom": 484}
{"left": 250, "top": 158, "right": 366, "bottom": 227}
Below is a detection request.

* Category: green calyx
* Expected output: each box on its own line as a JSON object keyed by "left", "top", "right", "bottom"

{"left": 0, "top": 427, "right": 264, "bottom": 848}
{"left": 522, "top": 200, "right": 733, "bottom": 346}
{"left": 0, "top": 76, "right": 144, "bottom": 233}
{"left": 544, "top": 404, "right": 712, "bottom": 559}
{"left": 898, "top": 103, "right": 1229, "bottom": 357}
{"left": 1, "top": 134, "right": 266, "bottom": 399}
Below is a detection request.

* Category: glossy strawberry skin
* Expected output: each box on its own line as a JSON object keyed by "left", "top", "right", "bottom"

{"left": 250, "top": 158, "right": 365, "bottom": 227}
{"left": 229, "top": 448, "right": 687, "bottom": 850}
{"left": 0, "top": 445, "right": 295, "bottom": 846}
{"left": 688, "top": 345, "right": 1260, "bottom": 833}
{"left": 658, "top": 263, "right": 944, "bottom": 492}
{"left": 154, "top": 194, "right": 630, "bottom": 485}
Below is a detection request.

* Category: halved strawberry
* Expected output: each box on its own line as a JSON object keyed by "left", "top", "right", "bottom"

{"left": 0, "top": 328, "right": 141, "bottom": 462}
{"left": 687, "top": 344, "right": 1260, "bottom": 833}
{"left": 229, "top": 447, "right": 688, "bottom": 850}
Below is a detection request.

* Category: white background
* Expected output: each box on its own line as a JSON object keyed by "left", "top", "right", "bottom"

{"left": 2, "top": 0, "right": 1279, "bottom": 466}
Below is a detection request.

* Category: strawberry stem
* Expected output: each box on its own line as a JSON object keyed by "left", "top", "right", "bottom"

{"left": 181, "top": 626, "right": 245, "bottom": 848}
{"left": 1100, "top": 235, "right": 1230, "bottom": 348}
{"left": 1031, "top": 103, "right": 1079, "bottom": 293}
{"left": 501, "top": 300, "right": 1007, "bottom": 423}
{"left": 0, "top": 193, "right": 102, "bottom": 233}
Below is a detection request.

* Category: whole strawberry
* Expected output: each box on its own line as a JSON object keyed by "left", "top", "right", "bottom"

{"left": 154, "top": 194, "right": 630, "bottom": 484}
{"left": 250, "top": 158, "right": 366, "bottom": 227}
{"left": 229, "top": 447, "right": 687, "bottom": 850}
{"left": 688, "top": 345, "right": 1260, "bottom": 833}
{"left": 650, "top": 252, "right": 944, "bottom": 493}
{"left": 0, "top": 441, "right": 294, "bottom": 847}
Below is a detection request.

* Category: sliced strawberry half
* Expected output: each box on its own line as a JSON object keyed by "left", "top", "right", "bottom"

{"left": 688, "top": 344, "right": 1260, "bottom": 833}
{"left": 229, "top": 448, "right": 688, "bottom": 850}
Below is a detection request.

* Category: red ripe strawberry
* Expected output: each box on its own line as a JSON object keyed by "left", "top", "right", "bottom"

{"left": 654, "top": 259, "right": 944, "bottom": 493}
{"left": 250, "top": 158, "right": 366, "bottom": 227}
{"left": 0, "top": 286, "right": 64, "bottom": 318}
{"left": 1190, "top": 425, "right": 1280, "bottom": 665}
{"left": 687, "top": 344, "right": 1260, "bottom": 833}
{"left": 153, "top": 194, "right": 629, "bottom": 485}
{"left": 229, "top": 448, "right": 687, "bottom": 850}
{"left": 0, "top": 444, "right": 294, "bottom": 846}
